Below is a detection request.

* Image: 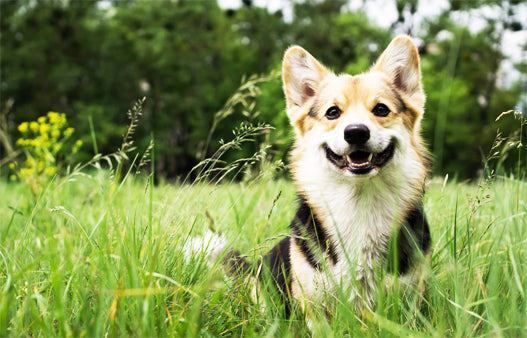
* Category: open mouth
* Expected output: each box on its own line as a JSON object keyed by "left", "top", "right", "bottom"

{"left": 324, "top": 140, "right": 396, "bottom": 175}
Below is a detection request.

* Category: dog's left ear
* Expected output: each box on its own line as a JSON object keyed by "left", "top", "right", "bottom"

{"left": 282, "top": 46, "right": 330, "bottom": 110}
{"left": 373, "top": 35, "right": 424, "bottom": 102}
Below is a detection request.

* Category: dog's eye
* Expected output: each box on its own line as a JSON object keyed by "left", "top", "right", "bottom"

{"left": 372, "top": 103, "right": 390, "bottom": 117}
{"left": 325, "top": 106, "right": 341, "bottom": 120}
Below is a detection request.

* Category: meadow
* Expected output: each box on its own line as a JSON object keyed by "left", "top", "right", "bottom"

{"left": 1, "top": 163, "right": 526, "bottom": 336}
{"left": 2, "top": 2, "right": 526, "bottom": 335}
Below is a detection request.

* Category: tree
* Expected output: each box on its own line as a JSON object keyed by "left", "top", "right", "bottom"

{"left": 418, "top": 0, "right": 526, "bottom": 176}
{"left": 2, "top": 0, "right": 524, "bottom": 179}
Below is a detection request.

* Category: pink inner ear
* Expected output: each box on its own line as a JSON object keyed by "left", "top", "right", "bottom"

{"left": 283, "top": 46, "right": 331, "bottom": 107}
{"left": 304, "top": 84, "right": 315, "bottom": 98}
{"left": 394, "top": 71, "right": 406, "bottom": 92}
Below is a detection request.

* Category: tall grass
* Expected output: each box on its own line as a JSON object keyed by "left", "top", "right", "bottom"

{"left": 1, "top": 86, "right": 525, "bottom": 335}
{"left": 2, "top": 160, "right": 526, "bottom": 336}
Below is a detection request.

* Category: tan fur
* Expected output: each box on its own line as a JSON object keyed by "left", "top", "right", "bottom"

{"left": 282, "top": 35, "right": 429, "bottom": 310}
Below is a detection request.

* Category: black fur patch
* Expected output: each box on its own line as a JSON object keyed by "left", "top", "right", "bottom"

{"left": 263, "top": 237, "right": 291, "bottom": 293}
{"left": 223, "top": 239, "right": 293, "bottom": 315}
{"left": 223, "top": 249, "right": 252, "bottom": 276}
{"left": 290, "top": 198, "right": 338, "bottom": 269}
{"left": 386, "top": 202, "right": 431, "bottom": 274}
{"left": 262, "top": 237, "right": 292, "bottom": 315}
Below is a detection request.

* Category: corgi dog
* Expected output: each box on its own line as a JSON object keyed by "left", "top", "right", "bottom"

{"left": 275, "top": 34, "right": 431, "bottom": 314}
{"left": 199, "top": 35, "right": 431, "bottom": 317}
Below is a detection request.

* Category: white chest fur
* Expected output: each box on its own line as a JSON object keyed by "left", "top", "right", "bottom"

{"left": 292, "top": 145, "right": 423, "bottom": 303}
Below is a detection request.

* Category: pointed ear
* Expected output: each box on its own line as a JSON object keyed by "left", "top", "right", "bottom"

{"left": 373, "top": 35, "right": 423, "bottom": 99}
{"left": 282, "top": 46, "right": 330, "bottom": 109}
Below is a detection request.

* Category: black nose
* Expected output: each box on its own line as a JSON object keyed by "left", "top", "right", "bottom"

{"left": 344, "top": 124, "right": 370, "bottom": 145}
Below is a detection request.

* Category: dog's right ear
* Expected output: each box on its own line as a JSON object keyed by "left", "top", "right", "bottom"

{"left": 282, "top": 46, "right": 330, "bottom": 111}
{"left": 372, "top": 35, "right": 424, "bottom": 108}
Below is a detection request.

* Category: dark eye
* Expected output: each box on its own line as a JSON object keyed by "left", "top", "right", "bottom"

{"left": 372, "top": 103, "right": 390, "bottom": 117}
{"left": 325, "top": 106, "right": 341, "bottom": 120}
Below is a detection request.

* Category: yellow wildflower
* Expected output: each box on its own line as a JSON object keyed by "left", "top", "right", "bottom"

{"left": 64, "top": 127, "right": 74, "bottom": 136}
{"left": 18, "top": 122, "right": 29, "bottom": 133}
{"left": 39, "top": 123, "right": 50, "bottom": 134}
{"left": 44, "top": 167, "right": 56, "bottom": 176}
{"left": 20, "top": 167, "right": 34, "bottom": 177}
{"left": 16, "top": 112, "right": 75, "bottom": 192}
{"left": 50, "top": 112, "right": 66, "bottom": 126}
{"left": 47, "top": 112, "right": 60, "bottom": 124}
{"left": 29, "top": 121, "right": 39, "bottom": 133}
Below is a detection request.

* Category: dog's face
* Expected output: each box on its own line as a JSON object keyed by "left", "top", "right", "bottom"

{"left": 282, "top": 36, "right": 427, "bottom": 180}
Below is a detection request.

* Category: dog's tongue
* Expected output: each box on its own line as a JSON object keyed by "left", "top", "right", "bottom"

{"left": 346, "top": 151, "right": 373, "bottom": 168}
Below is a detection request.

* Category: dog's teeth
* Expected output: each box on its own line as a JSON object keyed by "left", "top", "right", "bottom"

{"left": 346, "top": 154, "right": 352, "bottom": 163}
{"left": 367, "top": 153, "right": 373, "bottom": 162}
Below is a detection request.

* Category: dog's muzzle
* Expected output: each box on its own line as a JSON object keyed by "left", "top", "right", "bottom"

{"left": 324, "top": 124, "right": 396, "bottom": 175}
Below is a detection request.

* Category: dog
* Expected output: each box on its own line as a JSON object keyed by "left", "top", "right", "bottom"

{"left": 195, "top": 35, "right": 431, "bottom": 318}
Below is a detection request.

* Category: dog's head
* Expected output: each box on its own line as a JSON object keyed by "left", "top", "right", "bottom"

{"left": 282, "top": 35, "right": 427, "bottom": 182}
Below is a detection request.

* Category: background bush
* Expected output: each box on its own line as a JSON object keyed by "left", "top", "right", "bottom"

{"left": 1, "top": 0, "right": 525, "bottom": 179}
